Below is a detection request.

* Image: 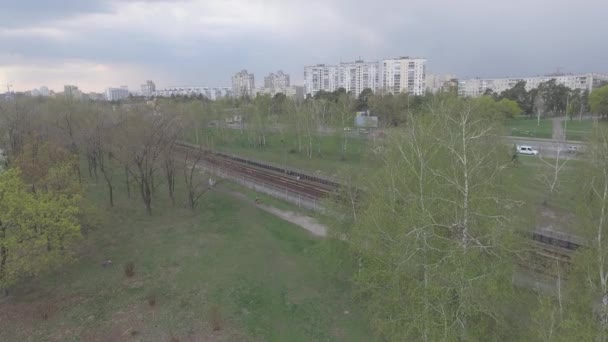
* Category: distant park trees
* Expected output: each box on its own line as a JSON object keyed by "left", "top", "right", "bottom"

{"left": 589, "top": 85, "right": 608, "bottom": 119}
{"left": 498, "top": 79, "right": 592, "bottom": 118}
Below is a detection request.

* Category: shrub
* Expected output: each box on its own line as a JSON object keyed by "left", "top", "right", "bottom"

{"left": 124, "top": 262, "right": 135, "bottom": 277}
{"left": 147, "top": 293, "right": 156, "bottom": 307}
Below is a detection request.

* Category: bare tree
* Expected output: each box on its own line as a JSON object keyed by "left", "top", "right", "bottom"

{"left": 163, "top": 148, "right": 177, "bottom": 205}
{"left": 182, "top": 147, "right": 220, "bottom": 210}
{"left": 115, "top": 104, "right": 181, "bottom": 215}
{"left": 538, "top": 143, "right": 569, "bottom": 205}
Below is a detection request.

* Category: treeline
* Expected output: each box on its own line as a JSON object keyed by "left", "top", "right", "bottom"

{"left": 0, "top": 95, "right": 230, "bottom": 293}
{"left": 488, "top": 79, "right": 608, "bottom": 119}
{"left": 170, "top": 88, "right": 523, "bottom": 165}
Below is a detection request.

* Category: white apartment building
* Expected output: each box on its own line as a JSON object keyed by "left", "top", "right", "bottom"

{"left": 304, "top": 64, "right": 339, "bottom": 96}
{"left": 232, "top": 70, "right": 255, "bottom": 98}
{"left": 263, "top": 71, "right": 290, "bottom": 95}
{"left": 105, "top": 87, "right": 129, "bottom": 101}
{"left": 380, "top": 57, "right": 427, "bottom": 95}
{"left": 141, "top": 80, "right": 156, "bottom": 97}
{"left": 458, "top": 73, "right": 608, "bottom": 97}
{"left": 339, "top": 60, "right": 379, "bottom": 97}
{"left": 154, "top": 87, "right": 231, "bottom": 100}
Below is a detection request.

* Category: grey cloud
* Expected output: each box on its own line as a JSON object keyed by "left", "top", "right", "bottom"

{"left": 1, "top": 0, "right": 607, "bottom": 91}
{"left": 0, "top": 0, "right": 111, "bottom": 27}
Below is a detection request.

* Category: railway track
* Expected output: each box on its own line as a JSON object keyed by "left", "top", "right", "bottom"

{"left": 175, "top": 141, "right": 586, "bottom": 278}
{"left": 174, "top": 141, "right": 337, "bottom": 200}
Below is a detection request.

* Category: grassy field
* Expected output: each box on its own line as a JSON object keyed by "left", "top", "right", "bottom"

{"left": 503, "top": 155, "right": 583, "bottom": 234}
{"left": 562, "top": 119, "right": 608, "bottom": 141}
{"left": 504, "top": 118, "right": 553, "bottom": 139}
{"left": 0, "top": 176, "right": 372, "bottom": 341}
{"left": 188, "top": 127, "right": 370, "bottom": 178}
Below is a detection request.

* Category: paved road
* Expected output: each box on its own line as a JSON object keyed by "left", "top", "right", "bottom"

{"left": 506, "top": 136, "right": 584, "bottom": 159}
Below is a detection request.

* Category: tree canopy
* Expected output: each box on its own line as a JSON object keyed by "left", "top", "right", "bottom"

{"left": 589, "top": 85, "right": 608, "bottom": 118}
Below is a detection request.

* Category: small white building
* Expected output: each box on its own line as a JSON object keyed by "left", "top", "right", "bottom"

{"left": 105, "top": 87, "right": 129, "bottom": 101}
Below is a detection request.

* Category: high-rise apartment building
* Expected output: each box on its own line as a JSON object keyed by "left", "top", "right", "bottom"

{"left": 304, "top": 64, "right": 339, "bottom": 96}
{"left": 232, "top": 70, "right": 255, "bottom": 98}
{"left": 263, "top": 71, "right": 290, "bottom": 95}
{"left": 380, "top": 57, "right": 427, "bottom": 95}
{"left": 141, "top": 80, "right": 156, "bottom": 97}
{"left": 339, "top": 60, "right": 379, "bottom": 97}
{"left": 458, "top": 73, "right": 608, "bottom": 97}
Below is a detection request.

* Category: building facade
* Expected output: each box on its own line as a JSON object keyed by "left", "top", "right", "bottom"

{"left": 232, "top": 70, "right": 255, "bottom": 98}
{"left": 105, "top": 87, "right": 129, "bottom": 101}
{"left": 154, "top": 87, "right": 231, "bottom": 100}
{"left": 263, "top": 71, "right": 290, "bottom": 95}
{"left": 304, "top": 64, "right": 339, "bottom": 96}
{"left": 458, "top": 73, "right": 608, "bottom": 97}
{"left": 426, "top": 74, "right": 457, "bottom": 94}
{"left": 380, "top": 57, "right": 427, "bottom": 95}
{"left": 339, "top": 60, "right": 379, "bottom": 97}
{"left": 141, "top": 80, "right": 156, "bottom": 97}
{"left": 39, "top": 86, "right": 50, "bottom": 96}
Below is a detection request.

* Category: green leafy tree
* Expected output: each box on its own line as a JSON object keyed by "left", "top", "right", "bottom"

{"left": 0, "top": 169, "right": 81, "bottom": 293}
{"left": 589, "top": 85, "right": 608, "bottom": 119}
{"left": 500, "top": 80, "right": 532, "bottom": 114}
{"left": 474, "top": 96, "right": 522, "bottom": 120}
{"left": 347, "top": 98, "right": 519, "bottom": 340}
{"left": 356, "top": 88, "right": 374, "bottom": 111}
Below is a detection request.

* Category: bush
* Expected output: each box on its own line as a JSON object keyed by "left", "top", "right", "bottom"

{"left": 124, "top": 262, "right": 135, "bottom": 277}
{"left": 209, "top": 305, "right": 222, "bottom": 332}
{"left": 146, "top": 293, "right": 156, "bottom": 307}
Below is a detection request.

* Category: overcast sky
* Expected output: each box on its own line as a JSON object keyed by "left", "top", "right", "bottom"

{"left": 1, "top": 0, "right": 606, "bottom": 92}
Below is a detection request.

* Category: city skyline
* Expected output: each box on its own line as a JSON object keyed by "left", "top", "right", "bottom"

{"left": 1, "top": 0, "right": 607, "bottom": 92}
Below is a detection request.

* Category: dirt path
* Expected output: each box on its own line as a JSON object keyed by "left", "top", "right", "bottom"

{"left": 552, "top": 117, "right": 565, "bottom": 141}
{"left": 220, "top": 188, "right": 327, "bottom": 237}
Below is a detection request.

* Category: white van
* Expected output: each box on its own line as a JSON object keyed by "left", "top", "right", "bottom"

{"left": 517, "top": 145, "right": 539, "bottom": 156}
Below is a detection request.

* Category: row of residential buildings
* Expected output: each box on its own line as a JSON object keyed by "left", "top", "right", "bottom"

{"left": 231, "top": 69, "right": 304, "bottom": 100}
{"left": 303, "top": 57, "right": 428, "bottom": 97}
{"left": 458, "top": 73, "right": 608, "bottom": 97}
{"left": 18, "top": 63, "right": 608, "bottom": 102}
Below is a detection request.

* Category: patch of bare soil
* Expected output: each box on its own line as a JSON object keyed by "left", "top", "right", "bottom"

{"left": 536, "top": 205, "right": 576, "bottom": 234}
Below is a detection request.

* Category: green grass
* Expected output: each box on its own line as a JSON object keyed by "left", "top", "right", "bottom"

{"left": 504, "top": 118, "right": 553, "bottom": 139}
{"left": 0, "top": 174, "right": 372, "bottom": 341}
{"left": 187, "top": 127, "right": 370, "bottom": 177}
{"left": 562, "top": 119, "right": 608, "bottom": 141}
{"left": 503, "top": 155, "right": 584, "bottom": 234}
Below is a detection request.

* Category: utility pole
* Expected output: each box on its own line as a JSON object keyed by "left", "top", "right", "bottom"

{"left": 3, "top": 84, "right": 13, "bottom": 93}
